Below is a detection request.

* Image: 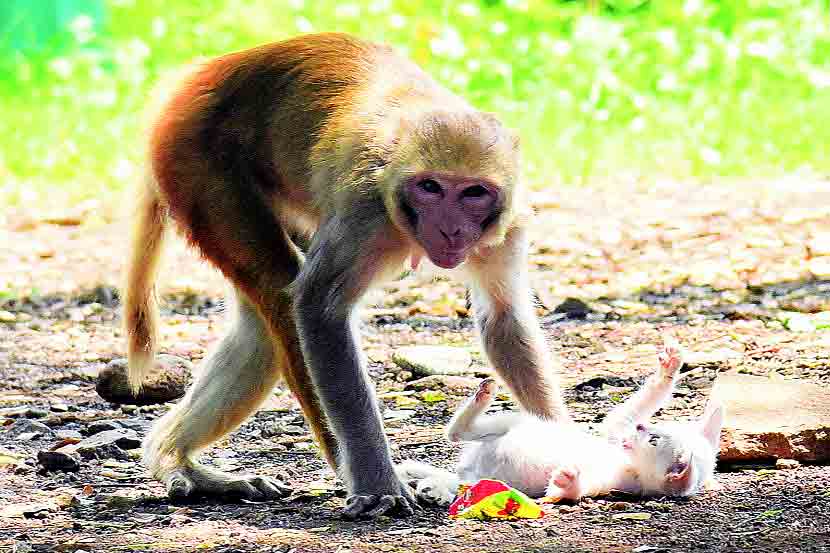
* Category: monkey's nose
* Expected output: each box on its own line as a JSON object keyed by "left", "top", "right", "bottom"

{"left": 439, "top": 227, "right": 462, "bottom": 242}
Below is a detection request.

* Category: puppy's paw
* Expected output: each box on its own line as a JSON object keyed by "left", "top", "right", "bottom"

{"left": 474, "top": 378, "right": 498, "bottom": 404}
{"left": 657, "top": 336, "right": 684, "bottom": 379}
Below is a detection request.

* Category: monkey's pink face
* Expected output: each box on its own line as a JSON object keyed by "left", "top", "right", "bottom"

{"left": 401, "top": 172, "right": 503, "bottom": 269}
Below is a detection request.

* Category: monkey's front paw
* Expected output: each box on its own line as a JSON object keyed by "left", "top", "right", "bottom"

{"left": 342, "top": 481, "right": 419, "bottom": 520}
{"left": 166, "top": 466, "right": 292, "bottom": 501}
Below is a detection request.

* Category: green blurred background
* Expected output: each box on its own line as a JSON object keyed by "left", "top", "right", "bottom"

{"left": 1, "top": 0, "right": 829, "bottom": 208}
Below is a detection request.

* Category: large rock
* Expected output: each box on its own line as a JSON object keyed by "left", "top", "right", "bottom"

{"left": 96, "top": 354, "right": 193, "bottom": 405}
{"left": 391, "top": 346, "right": 474, "bottom": 377}
{"left": 713, "top": 371, "right": 830, "bottom": 462}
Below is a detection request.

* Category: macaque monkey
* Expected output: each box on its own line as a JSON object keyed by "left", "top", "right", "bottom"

{"left": 398, "top": 338, "right": 724, "bottom": 505}
{"left": 123, "top": 33, "right": 568, "bottom": 520}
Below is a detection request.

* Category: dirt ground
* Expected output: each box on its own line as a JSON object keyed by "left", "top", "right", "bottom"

{"left": 1, "top": 180, "right": 829, "bottom": 552}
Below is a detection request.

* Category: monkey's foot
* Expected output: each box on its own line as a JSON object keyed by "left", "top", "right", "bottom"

{"left": 164, "top": 464, "right": 292, "bottom": 501}
{"left": 342, "top": 480, "right": 418, "bottom": 520}
{"left": 657, "top": 336, "right": 684, "bottom": 379}
{"left": 474, "top": 377, "right": 498, "bottom": 404}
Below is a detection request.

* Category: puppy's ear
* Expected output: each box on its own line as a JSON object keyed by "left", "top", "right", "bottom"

{"left": 664, "top": 457, "right": 693, "bottom": 493}
{"left": 700, "top": 400, "right": 725, "bottom": 452}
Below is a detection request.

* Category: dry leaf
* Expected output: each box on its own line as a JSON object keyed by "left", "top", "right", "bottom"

{"left": 612, "top": 512, "right": 652, "bottom": 521}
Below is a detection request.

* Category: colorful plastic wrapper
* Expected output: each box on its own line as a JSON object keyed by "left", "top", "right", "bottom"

{"left": 448, "top": 479, "right": 544, "bottom": 520}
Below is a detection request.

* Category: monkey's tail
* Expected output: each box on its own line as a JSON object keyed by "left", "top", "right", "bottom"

{"left": 124, "top": 176, "right": 168, "bottom": 394}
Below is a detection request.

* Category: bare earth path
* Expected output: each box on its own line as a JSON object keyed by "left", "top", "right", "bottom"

{"left": 1, "top": 180, "right": 829, "bottom": 552}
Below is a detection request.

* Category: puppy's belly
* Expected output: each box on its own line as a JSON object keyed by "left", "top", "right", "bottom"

{"left": 456, "top": 420, "right": 588, "bottom": 497}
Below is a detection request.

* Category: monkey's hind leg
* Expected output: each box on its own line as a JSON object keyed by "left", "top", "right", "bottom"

{"left": 143, "top": 292, "right": 291, "bottom": 500}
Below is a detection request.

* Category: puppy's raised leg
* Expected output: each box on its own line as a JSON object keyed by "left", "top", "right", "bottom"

{"left": 446, "top": 378, "right": 519, "bottom": 443}
{"left": 601, "top": 335, "right": 685, "bottom": 440}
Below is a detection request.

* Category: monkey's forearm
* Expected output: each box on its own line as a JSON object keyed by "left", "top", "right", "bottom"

{"left": 294, "top": 309, "right": 397, "bottom": 491}
{"left": 478, "top": 307, "right": 568, "bottom": 421}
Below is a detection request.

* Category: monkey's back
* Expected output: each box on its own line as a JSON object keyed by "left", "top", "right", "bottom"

{"left": 148, "top": 33, "right": 460, "bottom": 215}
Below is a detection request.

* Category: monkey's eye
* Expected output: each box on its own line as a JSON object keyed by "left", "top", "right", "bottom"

{"left": 461, "top": 185, "right": 488, "bottom": 198}
{"left": 418, "top": 179, "right": 442, "bottom": 194}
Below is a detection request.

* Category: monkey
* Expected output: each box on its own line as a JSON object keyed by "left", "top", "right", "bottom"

{"left": 123, "top": 32, "right": 569, "bottom": 520}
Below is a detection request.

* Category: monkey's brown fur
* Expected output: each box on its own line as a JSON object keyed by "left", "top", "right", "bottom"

{"left": 124, "top": 33, "right": 567, "bottom": 519}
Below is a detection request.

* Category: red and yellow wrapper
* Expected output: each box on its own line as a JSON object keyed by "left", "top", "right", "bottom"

{"left": 448, "top": 479, "right": 544, "bottom": 520}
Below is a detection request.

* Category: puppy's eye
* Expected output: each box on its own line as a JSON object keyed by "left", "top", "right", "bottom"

{"left": 648, "top": 435, "right": 660, "bottom": 446}
{"left": 418, "top": 179, "right": 442, "bottom": 194}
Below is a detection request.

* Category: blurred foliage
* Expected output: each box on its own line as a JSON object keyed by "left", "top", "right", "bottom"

{"left": 1, "top": 0, "right": 829, "bottom": 207}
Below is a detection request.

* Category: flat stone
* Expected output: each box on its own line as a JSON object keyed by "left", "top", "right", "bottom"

{"left": 391, "top": 346, "right": 474, "bottom": 377}
{"left": 96, "top": 354, "right": 193, "bottom": 405}
{"left": 406, "top": 375, "right": 481, "bottom": 393}
{"left": 260, "top": 424, "right": 306, "bottom": 439}
{"left": 77, "top": 429, "right": 142, "bottom": 452}
{"left": 4, "top": 419, "right": 55, "bottom": 440}
{"left": 775, "top": 458, "right": 801, "bottom": 470}
{"left": 0, "top": 407, "right": 50, "bottom": 419}
{"left": 713, "top": 371, "right": 830, "bottom": 462}
{"left": 86, "top": 420, "right": 123, "bottom": 435}
{"left": 684, "top": 348, "right": 743, "bottom": 369}
{"left": 55, "top": 429, "right": 83, "bottom": 441}
{"left": 383, "top": 410, "right": 415, "bottom": 422}
{"left": 56, "top": 429, "right": 141, "bottom": 461}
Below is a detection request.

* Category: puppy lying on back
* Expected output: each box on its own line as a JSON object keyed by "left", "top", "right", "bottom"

{"left": 397, "top": 338, "right": 724, "bottom": 505}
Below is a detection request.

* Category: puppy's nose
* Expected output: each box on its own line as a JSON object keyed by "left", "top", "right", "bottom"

{"left": 636, "top": 424, "right": 646, "bottom": 432}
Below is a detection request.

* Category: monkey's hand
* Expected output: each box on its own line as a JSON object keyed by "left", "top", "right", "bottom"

{"left": 342, "top": 477, "right": 419, "bottom": 520}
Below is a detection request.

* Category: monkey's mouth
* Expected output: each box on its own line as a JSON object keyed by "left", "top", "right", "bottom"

{"left": 430, "top": 249, "right": 467, "bottom": 269}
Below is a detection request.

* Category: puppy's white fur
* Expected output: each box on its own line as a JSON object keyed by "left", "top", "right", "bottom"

{"left": 397, "top": 337, "right": 724, "bottom": 504}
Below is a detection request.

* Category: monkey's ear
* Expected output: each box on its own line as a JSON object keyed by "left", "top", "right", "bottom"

{"left": 481, "top": 112, "right": 520, "bottom": 150}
